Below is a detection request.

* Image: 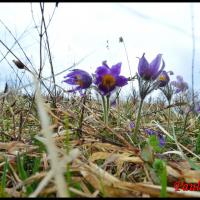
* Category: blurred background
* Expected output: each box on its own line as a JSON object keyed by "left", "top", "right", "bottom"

{"left": 0, "top": 3, "right": 199, "bottom": 97}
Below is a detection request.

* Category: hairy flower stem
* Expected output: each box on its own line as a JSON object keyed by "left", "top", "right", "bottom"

{"left": 101, "top": 95, "right": 109, "bottom": 125}
{"left": 77, "top": 91, "right": 87, "bottom": 137}
{"left": 117, "top": 96, "right": 120, "bottom": 126}
{"left": 167, "top": 100, "right": 171, "bottom": 133}
{"left": 106, "top": 94, "right": 110, "bottom": 122}
{"left": 101, "top": 95, "right": 110, "bottom": 125}
{"left": 101, "top": 95, "right": 106, "bottom": 123}
{"left": 133, "top": 98, "right": 144, "bottom": 143}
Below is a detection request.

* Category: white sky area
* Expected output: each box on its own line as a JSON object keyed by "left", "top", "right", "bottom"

{"left": 0, "top": 3, "right": 200, "bottom": 98}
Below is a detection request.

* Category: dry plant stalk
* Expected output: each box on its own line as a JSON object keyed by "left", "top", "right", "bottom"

{"left": 33, "top": 77, "right": 68, "bottom": 197}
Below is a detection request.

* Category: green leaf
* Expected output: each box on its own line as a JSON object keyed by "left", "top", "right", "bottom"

{"left": 141, "top": 144, "right": 154, "bottom": 164}
{"left": 0, "top": 157, "right": 9, "bottom": 196}
{"left": 1, "top": 157, "right": 8, "bottom": 190}
{"left": 149, "top": 135, "right": 162, "bottom": 152}
{"left": 153, "top": 159, "right": 167, "bottom": 197}
{"left": 195, "top": 131, "right": 200, "bottom": 154}
{"left": 16, "top": 154, "right": 33, "bottom": 195}
{"left": 188, "top": 159, "right": 200, "bottom": 171}
{"left": 32, "top": 157, "right": 41, "bottom": 175}
{"left": 16, "top": 154, "right": 28, "bottom": 180}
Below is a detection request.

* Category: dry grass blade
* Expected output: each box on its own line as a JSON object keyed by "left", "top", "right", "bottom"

{"left": 89, "top": 151, "right": 143, "bottom": 176}
{"left": 131, "top": 183, "right": 200, "bottom": 198}
{"left": 79, "top": 157, "right": 200, "bottom": 197}
{"left": 29, "top": 170, "right": 54, "bottom": 197}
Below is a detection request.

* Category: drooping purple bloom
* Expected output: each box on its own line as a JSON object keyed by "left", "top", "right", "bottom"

{"left": 63, "top": 69, "right": 92, "bottom": 92}
{"left": 157, "top": 70, "right": 170, "bottom": 87}
{"left": 138, "top": 53, "right": 165, "bottom": 81}
{"left": 145, "top": 128, "right": 165, "bottom": 147}
{"left": 94, "top": 61, "right": 128, "bottom": 95}
{"left": 171, "top": 75, "right": 188, "bottom": 93}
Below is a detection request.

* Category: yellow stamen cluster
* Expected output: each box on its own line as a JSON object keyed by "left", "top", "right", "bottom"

{"left": 159, "top": 75, "right": 166, "bottom": 81}
{"left": 102, "top": 74, "right": 116, "bottom": 89}
{"left": 76, "top": 75, "right": 84, "bottom": 87}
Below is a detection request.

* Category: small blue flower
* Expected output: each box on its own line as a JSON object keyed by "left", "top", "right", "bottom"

{"left": 145, "top": 128, "right": 165, "bottom": 147}
{"left": 144, "top": 128, "right": 155, "bottom": 136}
{"left": 157, "top": 132, "right": 165, "bottom": 147}
{"left": 130, "top": 121, "right": 135, "bottom": 129}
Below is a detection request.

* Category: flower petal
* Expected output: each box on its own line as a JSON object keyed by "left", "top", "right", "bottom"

{"left": 145, "top": 128, "right": 155, "bottom": 135}
{"left": 138, "top": 54, "right": 149, "bottom": 78}
{"left": 98, "top": 83, "right": 115, "bottom": 95}
{"left": 93, "top": 75, "right": 102, "bottom": 85}
{"left": 116, "top": 76, "right": 128, "bottom": 87}
{"left": 111, "top": 62, "right": 122, "bottom": 76}
{"left": 64, "top": 69, "right": 84, "bottom": 78}
{"left": 157, "top": 134, "right": 165, "bottom": 147}
{"left": 149, "top": 54, "right": 162, "bottom": 78}
{"left": 64, "top": 71, "right": 75, "bottom": 78}
{"left": 152, "top": 58, "right": 165, "bottom": 80}
{"left": 63, "top": 78, "right": 77, "bottom": 85}
{"left": 95, "top": 65, "right": 110, "bottom": 77}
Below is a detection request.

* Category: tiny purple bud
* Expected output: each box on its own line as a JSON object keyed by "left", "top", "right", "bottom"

{"left": 130, "top": 121, "right": 135, "bottom": 129}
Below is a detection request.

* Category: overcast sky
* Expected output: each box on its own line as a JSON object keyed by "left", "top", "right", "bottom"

{"left": 0, "top": 3, "right": 199, "bottom": 96}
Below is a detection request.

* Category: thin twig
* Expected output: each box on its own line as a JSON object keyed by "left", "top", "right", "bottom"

{"left": 40, "top": 2, "right": 57, "bottom": 108}
{"left": 190, "top": 3, "right": 195, "bottom": 108}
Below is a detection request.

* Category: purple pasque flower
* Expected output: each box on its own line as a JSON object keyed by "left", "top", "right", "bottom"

{"left": 145, "top": 128, "right": 165, "bottom": 147}
{"left": 94, "top": 61, "right": 128, "bottom": 95}
{"left": 171, "top": 75, "right": 188, "bottom": 93}
{"left": 157, "top": 70, "right": 170, "bottom": 87}
{"left": 63, "top": 69, "right": 92, "bottom": 92}
{"left": 138, "top": 53, "right": 165, "bottom": 81}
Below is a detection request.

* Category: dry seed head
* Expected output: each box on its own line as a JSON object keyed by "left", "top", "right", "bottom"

{"left": 119, "top": 36, "right": 124, "bottom": 43}
{"left": 12, "top": 60, "right": 25, "bottom": 69}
